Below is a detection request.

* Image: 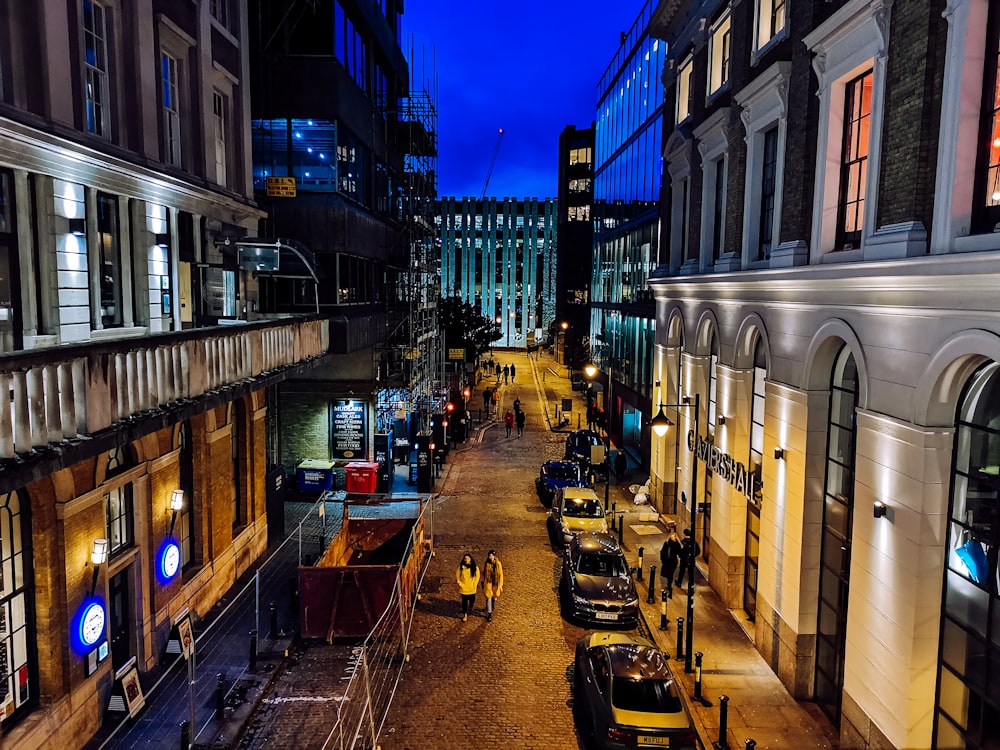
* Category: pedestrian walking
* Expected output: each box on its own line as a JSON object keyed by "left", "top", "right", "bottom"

{"left": 503, "top": 364, "right": 510, "bottom": 383}
{"left": 482, "top": 387, "right": 491, "bottom": 413}
{"left": 659, "top": 521, "right": 682, "bottom": 599}
{"left": 509, "top": 363, "right": 516, "bottom": 382}
{"left": 675, "top": 527, "right": 701, "bottom": 588}
{"left": 481, "top": 550, "right": 504, "bottom": 622}
{"left": 613, "top": 450, "right": 628, "bottom": 484}
{"left": 495, "top": 362, "right": 501, "bottom": 378}
{"left": 491, "top": 388, "right": 499, "bottom": 418}
{"left": 504, "top": 409, "right": 515, "bottom": 437}
{"left": 515, "top": 409, "right": 526, "bottom": 437}
{"left": 513, "top": 395, "right": 521, "bottom": 413}
{"left": 455, "top": 553, "right": 480, "bottom": 622}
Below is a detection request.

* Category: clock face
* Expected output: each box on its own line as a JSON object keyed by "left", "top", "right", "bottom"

{"left": 81, "top": 602, "right": 106, "bottom": 647}
{"left": 162, "top": 543, "right": 180, "bottom": 579}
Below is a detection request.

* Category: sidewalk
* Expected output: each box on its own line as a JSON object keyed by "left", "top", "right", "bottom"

{"left": 527, "top": 350, "right": 838, "bottom": 750}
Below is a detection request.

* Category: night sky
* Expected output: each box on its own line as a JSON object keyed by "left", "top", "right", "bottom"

{"left": 403, "top": 1, "right": 645, "bottom": 201}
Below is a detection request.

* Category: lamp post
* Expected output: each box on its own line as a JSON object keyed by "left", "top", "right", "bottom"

{"left": 583, "top": 361, "right": 612, "bottom": 511}
{"left": 650, "top": 392, "right": 700, "bottom": 673}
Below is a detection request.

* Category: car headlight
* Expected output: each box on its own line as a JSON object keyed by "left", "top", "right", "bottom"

{"left": 572, "top": 593, "right": 590, "bottom": 606}
{"left": 625, "top": 596, "right": 639, "bottom": 608}
{"left": 560, "top": 520, "right": 571, "bottom": 534}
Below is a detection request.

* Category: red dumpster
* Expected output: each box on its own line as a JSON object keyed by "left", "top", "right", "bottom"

{"left": 345, "top": 462, "right": 379, "bottom": 493}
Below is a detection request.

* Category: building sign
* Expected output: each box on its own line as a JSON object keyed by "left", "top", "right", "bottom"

{"left": 265, "top": 176, "right": 297, "bottom": 197}
{"left": 687, "top": 430, "right": 761, "bottom": 501}
{"left": 448, "top": 348, "right": 465, "bottom": 360}
{"left": 331, "top": 400, "right": 367, "bottom": 459}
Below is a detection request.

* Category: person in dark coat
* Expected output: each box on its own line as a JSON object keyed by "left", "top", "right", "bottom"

{"left": 659, "top": 521, "right": 682, "bottom": 599}
{"left": 482, "top": 387, "right": 491, "bottom": 412}
{"left": 675, "top": 527, "right": 701, "bottom": 588}
{"left": 503, "top": 364, "right": 510, "bottom": 383}
{"left": 515, "top": 409, "right": 526, "bottom": 437}
{"left": 509, "top": 363, "right": 516, "bottom": 382}
{"left": 613, "top": 450, "right": 628, "bottom": 484}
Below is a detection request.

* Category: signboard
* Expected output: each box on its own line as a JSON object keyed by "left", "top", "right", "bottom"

{"left": 448, "top": 348, "right": 465, "bottom": 360}
{"left": 238, "top": 246, "right": 280, "bottom": 272}
{"left": 331, "top": 400, "right": 367, "bottom": 459}
{"left": 265, "top": 176, "right": 297, "bottom": 197}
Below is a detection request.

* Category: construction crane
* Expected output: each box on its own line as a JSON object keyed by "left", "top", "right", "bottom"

{"left": 480, "top": 128, "right": 504, "bottom": 200}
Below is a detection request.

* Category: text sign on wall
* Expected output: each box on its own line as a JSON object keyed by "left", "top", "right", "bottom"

{"left": 331, "top": 400, "right": 367, "bottom": 459}
{"left": 448, "top": 348, "right": 465, "bottom": 360}
{"left": 266, "top": 177, "right": 297, "bottom": 197}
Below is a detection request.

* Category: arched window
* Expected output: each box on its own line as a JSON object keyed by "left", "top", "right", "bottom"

{"left": 935, "top": 361, "right": 1000, "bottom": 747}
{"left": 0, "top": 490, "right": 36, "bottom": 726}
{"left": 814, "top": 345, "right": 858, "bottom": 726}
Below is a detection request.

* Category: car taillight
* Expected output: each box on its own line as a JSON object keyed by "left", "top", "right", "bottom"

{"left": 606, "top": 726, "right": 633, "bottom": 743}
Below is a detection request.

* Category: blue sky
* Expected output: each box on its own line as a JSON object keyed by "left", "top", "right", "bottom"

{"left": 403, "top": 1, "right": 645, "bottom": 200}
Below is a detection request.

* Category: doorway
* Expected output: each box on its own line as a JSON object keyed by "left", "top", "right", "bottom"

{"left": 109, "top": 568, "right": 132, "bottom": 668}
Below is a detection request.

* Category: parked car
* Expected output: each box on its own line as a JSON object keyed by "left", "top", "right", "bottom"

{"left": 573, "top": 631, "right": 698, "bottom": 749}
{"left": 548, "top": 487, "right": 608, "bottom": 545}
{"left": 565, "top": 429, "right": 607, "bottom": 480}
{"left": 535, "top": 460, "right": 587, "bottom": 507}
{"left": 560, "top": 532, "right": 638, "bottom": 627}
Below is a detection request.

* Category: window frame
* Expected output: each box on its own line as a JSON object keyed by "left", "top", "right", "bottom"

{"left": 708, "top": 11, "right": 732, "bottom": 98}
{"left": 676, "top": 55, "right": 693, "bottom": 124}
{"left": 83, "top": 0, "right": 112, "bottom": 138}
{"left": 753, "top": 0, "right": 788, "bottom": 58}
{"left": 835, "top": 70, "right": 873, "bottom": 250}
{"left": 695, "top": 108, "right": 731, "bottom": 267}
{"left": 212, "top": 89, "right": 229, "bottom": 186}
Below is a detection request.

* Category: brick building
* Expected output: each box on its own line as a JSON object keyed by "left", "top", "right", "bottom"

{"left": 648, "top": 0, "right": 1000, "bottom": 748}
{"left": 0, "top": 2, "right": 325, "bottom": 747}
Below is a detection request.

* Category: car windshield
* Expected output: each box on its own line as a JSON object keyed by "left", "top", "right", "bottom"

{"left": 611, "top": 676, "right": 683, "bottom": 714}
{"left": 562, "top": 499, "right": 604, "bottom": 518}
{"left": 549, "top": 465, "right": 580, "bottom": 481}
{"left": 576, "top": 553, "right": 626, "bottom": 577}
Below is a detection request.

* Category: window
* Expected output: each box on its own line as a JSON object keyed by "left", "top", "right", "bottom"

{"left": 161, "top": 53, "right": 181, "bottom": 166}
{"left": 708, "top": 12, "right": 731, "bottom": 96}
{"left": 805, "top": 5, "right": 888, "bottom": 258}
{"left": 736, "top": 61, "right": 790, "bottom": 266}
{"left": 757, "top": 127, "right": 779, "bottom": 260}
{"left": 676, "top": 56, "right": 693, "bottom": 123}
{"left": 105, "top": 447, "right": 135, "bottom": 556}
{"left": 212, "top": 90, "right": 228, "bottom": 186}
{"left": 712, "top": 158, "right": 726, "bottom": 259}
{"left": 178, "top": 423, "right": 195, "bottom": 569}
{"left": 815, "top": 346, "right": 858, "bottom": 726}
{"left": 230, "top": 403, "right": 242, "bottom": 534}
{"left": 755, "top": 0, "right": 787, "bottom": 52}
{"left": 0, "top": 491, "right": 36, "bottom": 725}
{"left": 835, "top": 71, "right": 872, "bottom": 250}
{"left": 83, "top": 0, "right": 111, "bottom": 137}
{"left": 569, "top": 147, "right": 592, "bottom": 165}
{"left": 973, "top": 3, "right": 1000, "bottom": 234}
{"left": 568, "top": 178, "right": 592, "bottom": 192}
{"left": 210, "top": 0, "right": 231, "bottom": 32}
{"left": 97, "top": 193, "right": 122, "bottom": 328}
{"left": 937, "top": 361, "right": 1000, "bottom": 748}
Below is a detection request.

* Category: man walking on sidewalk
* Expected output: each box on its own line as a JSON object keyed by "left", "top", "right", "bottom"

{"left": 675, "top": 527, "right": 700, "bottom": 588}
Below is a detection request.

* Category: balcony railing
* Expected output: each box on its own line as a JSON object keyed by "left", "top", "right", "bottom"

{"left": 1, "top": 316, "right": 328, "bottom": 460}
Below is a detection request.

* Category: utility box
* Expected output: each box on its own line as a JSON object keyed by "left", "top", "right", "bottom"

{"left": 345, "top": 462, "right": 379, "bottom": 494}
{"left": 297, "top": 459, "right": 335, "bottom": 493}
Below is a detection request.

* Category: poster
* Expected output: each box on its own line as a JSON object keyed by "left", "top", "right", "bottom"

{"left": 330, "top": 400, "right": 367, "bottom": 459}
{"left": 176, "top": 614, "right": 194, "bottom": 660}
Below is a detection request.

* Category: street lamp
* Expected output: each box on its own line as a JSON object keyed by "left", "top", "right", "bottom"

{"left": 583, "top": 361, "right": 612, "bottom": 511}
{"left": 650, "top": 392, "right": 700, "bottom": 674}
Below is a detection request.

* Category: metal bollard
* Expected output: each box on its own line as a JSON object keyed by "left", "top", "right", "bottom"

{"left": 676, "top": 617, "right": 685, "bottom": 660}
{"left": 269, "top": 600, "right": 278, "bottom": 639}
{"left": 637, "top": 547, "right": 644, "bottom": 581}
{"left": 659, "top": 591, "right": 668, "bottom": 629}
{"left": 745, "top": 741, "right": 756, "bottom": 750}
{"left": 694, "top": 651, "right": 704, "bottom": 701}
{"left": 179, "top": 720, "right": 190, "bottom": 750}
{"left": 215, "top": 673, "right": 226, "bottom": 719}
{"left": 718, "top": 695, "right": 730, "bottom": 750}
{"left": 249, "top": 630, "right": 258, "bottom": 672}
{"left": 618, "top": 513, "right": 624, "bottom": 545}
{"left": 646, "top": 564, "right": 657, "bottom": 603}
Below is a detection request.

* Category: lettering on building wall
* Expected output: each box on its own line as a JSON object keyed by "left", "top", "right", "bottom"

{"left": 686, "top": 430, "right": 761, "bottom": 501}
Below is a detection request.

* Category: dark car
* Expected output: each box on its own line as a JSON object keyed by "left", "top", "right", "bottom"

{"left": 535, "top": 460, "right": 586, "bottom": 506}
{"left": 565, "top": 429, "right": 607, "bottom": 480}
{"left": 560, "top": 531, "right": 638, "bottom": 627}
{"left": 573, "top": 631, "right": 698, "bottom": 749}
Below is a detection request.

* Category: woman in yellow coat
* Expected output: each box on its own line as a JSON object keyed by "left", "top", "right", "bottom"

{"left": 481, "top": 549, "right": 504, "bottom": 622}
{"left": 455, "top": 553, "right": 480, "bottom": 622}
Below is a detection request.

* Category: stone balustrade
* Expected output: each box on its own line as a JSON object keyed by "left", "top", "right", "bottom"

{"left": 1, "top": 316, "right": 328, "bottom": 459}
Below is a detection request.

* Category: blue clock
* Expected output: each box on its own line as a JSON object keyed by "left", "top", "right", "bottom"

{"left": 80, "top": 601, "right": 106, "bottom": 647}
{"left": 157, "top": 540, "right": 181, "bottom": 583}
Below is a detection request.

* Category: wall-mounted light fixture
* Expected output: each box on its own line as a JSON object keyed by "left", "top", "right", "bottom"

{"left": 773, "top": 447, "right": 785, "bottom": 460}
{"left": 873, "top": 500, "right": 888, "bottom": 519}
{"left": 650, "top": 408, "right": 674, "bottom": 437}
{"left": 169, "top": 489, "right": 184, "bottom": 536}
{"left": 682, "top": 395, "right": 691, "bottom": 404}
{"left": 68, "top": 217, "right": 86, "bottom": 236}
{"left": 717, "top": 415, "right": 726, "bottom": 426}
{"left": 154, "top": 232, "right": 170, "bottom": 248}
{"left": 90, "top": 538, "right": 109, "bottom": 595}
